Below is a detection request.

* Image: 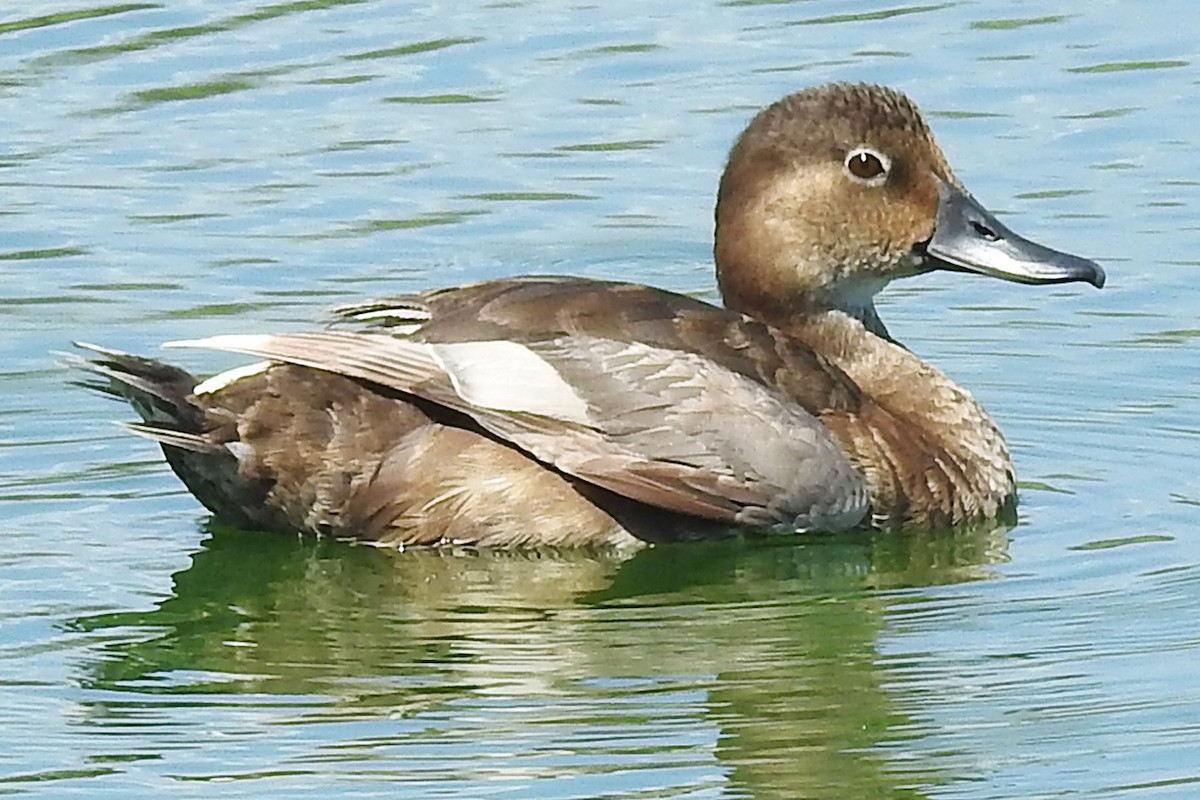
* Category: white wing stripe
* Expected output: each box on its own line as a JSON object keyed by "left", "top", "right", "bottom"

{"left": 431, "top": 341, "right": 591, "bottom": 425}
{"left": 193, "top": 360, "right": 272, "bottom": 395}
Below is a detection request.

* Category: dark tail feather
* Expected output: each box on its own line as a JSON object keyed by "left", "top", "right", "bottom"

{"left": 71, "top": 343, "right": 275, "bottom": 526}
{"left": 121, "top": 421, "right": 220, "bottom": 454}
{"left": 70, "top": 342, "right": 208, "bottom": 432}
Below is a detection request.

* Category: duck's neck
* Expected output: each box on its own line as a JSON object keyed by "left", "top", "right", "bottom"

{"left": 779, "top": 308, "right": 926, "bottom": 398}
{"left": 778, "top": 307, "right": 1016, "bottom": 529}
{"left": 845, "top": 298, "right": 894, "bottom": 343}
{"left": 827, "top": 276, "right": 897, "bottom": 343}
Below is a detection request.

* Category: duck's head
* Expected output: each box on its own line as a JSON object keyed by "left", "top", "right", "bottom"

{"left": 714, "top": 82, "right": 1104, "bottom": 332}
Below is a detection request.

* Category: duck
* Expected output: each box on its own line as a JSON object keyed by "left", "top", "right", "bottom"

{"left": 77, "top": 82, "right": 1104, "bottom": 548}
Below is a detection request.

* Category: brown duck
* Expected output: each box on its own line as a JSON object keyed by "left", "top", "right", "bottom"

{"left": 78, "top": 82, "right": 1104, "bottom": 548}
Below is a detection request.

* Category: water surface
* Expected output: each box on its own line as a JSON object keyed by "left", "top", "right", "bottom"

{"left": 2, "top": 1, "right": 1199, "bottom": 797}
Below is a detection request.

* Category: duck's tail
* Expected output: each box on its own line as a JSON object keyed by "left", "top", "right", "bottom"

{"left": 70, "top": 342, "right": 280, "bottom": 528}
{"left": 69, "top": 342, "right": 219, "bottom": 454}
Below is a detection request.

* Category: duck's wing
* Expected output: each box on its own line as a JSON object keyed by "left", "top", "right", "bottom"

{"left": 331, "top": 277, "right": 864, "bottom": 416}
{"left": 168, "top": 328, "right": 868, "bottom": 533}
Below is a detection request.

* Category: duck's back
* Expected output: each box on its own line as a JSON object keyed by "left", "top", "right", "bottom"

{"left": 345, "top": 276, "right": 866, "bottom": 414}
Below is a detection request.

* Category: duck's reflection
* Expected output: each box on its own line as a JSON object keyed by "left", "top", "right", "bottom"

{"left": 69, "top": 520, "right": 1010, "bottom": 797}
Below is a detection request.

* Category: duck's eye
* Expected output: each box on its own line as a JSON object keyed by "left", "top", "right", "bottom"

{"left": 844, "top": 147, "right": 890, "bottom": 185}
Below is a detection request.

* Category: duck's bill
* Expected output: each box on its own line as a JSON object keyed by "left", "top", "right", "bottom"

{"left": 924, "top": 175, "right": 1105, "bottom": 288}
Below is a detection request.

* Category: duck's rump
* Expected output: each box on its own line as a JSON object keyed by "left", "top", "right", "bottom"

{"left": 79, "top": 349, "right": 660, "bottom": 546}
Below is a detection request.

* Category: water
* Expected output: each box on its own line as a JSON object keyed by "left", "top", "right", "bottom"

{"left": 2, "top": 1, "right": 1199, "bottom": 796}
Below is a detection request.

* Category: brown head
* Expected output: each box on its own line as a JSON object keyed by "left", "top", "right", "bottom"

{"left": 714, "top": 83, "right": 1104, "bottom": 331}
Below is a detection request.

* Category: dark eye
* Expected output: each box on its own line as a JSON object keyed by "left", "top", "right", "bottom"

{"left": 844, "top": 147, "right": 890, "bottom": 185}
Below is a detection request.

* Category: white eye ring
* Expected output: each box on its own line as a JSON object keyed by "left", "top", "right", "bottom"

{"left": 844, "top": 146, "right": 891, "bottom": 186}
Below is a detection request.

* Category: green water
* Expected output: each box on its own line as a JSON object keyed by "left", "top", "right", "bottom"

{"left": 2, "top": 1, "right": 1199, "bottom": 797}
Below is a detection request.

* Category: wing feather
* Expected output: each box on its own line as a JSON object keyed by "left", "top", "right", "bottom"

{"left": 168, "top": 329, "right": 867, "bottom": 531}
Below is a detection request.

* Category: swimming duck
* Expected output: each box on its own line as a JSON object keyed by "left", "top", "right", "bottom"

{"left": 78, "top": 82, "right": 1104, "bottom": 548}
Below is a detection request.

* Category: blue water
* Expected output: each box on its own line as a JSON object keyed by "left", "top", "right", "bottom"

{"left": 2, "top": 1, "right": 1199, "bottom": 797}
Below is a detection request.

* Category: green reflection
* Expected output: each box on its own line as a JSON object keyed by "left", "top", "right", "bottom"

{"left": 0, "top": 4, "right": 158, "bottom": 36}
{"left": 68, "top": 522, "right": 1009, "bottom": 797}
{"left": 327, "top": 211, "right": 489, "bottom": 238}
{"left": 128, "top": 212, "right": 227, "bottom": 223}
{"left": 1071, "top": 534, "right": 1174, "bottom": 550}
{"left": 789, "top": 4, "right": 955, "bottom": 27}
{"left": 304, "top": 74, "right": 375, "bottom": 85}
{"left": 28, "top": 0, "right": 369, "bottom": 69}
{"left": 0, "top": 767, "right": 119, "bottom": 785}
{"left": 130, "top": 79, "right": 255, "bottom": 106}
{"left": 156, "top": 302, "right": 275, "bottom": 319}
{"left": 1067, "top": 60, "right": 1188, "bottom": 74}
{"left": 556, "top": 139, "right": 663, "bottom": 152}
{"left": 1060, "top": 107, "right": 1141, "bottom": 120}
{"left": 544, "top": 43, "right": 664, "bottom": 62}
{"left": 0, "top": 246, "right": 89, "bottom": 260}
{"left": 970, "top": 15, "right": 1072, "bottom": 30}
{"left": 926, "top": 110, "right": 1006, "bottom": 119}
{"left": 343, "top": 37, "right": 483, "bottom": 62}
{"left": 458, "top": 191, "right": 595, "bottom": 201}
{"left": 382, "top": 93, "right": 498, "bottom": 104}
{"left": 0, "top": 295, "right": 112, "bottom": 309}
